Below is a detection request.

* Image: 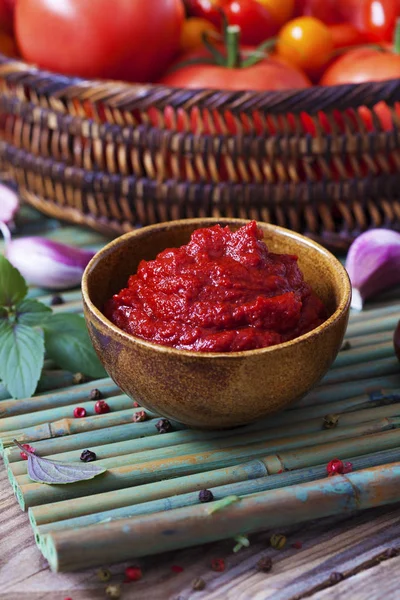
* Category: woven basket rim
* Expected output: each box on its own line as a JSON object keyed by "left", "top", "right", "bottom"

{"left": 2, "top": 53, "right": 400, "bottom": 115}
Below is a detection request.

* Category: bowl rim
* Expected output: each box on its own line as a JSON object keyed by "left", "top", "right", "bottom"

{"left": 82, "top": 218, "right": 351, "bottom": 359}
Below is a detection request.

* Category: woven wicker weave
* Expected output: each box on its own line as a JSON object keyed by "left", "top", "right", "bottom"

{"left": 1, "top": 53, "right": 400, "bottom": 249}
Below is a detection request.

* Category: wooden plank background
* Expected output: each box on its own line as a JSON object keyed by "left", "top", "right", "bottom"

{"left": 2, "top": 464, "right": 400, "bottom": 600}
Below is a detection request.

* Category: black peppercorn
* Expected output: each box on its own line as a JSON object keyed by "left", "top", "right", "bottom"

{"left": 80, "top": 449, "right": 97, "bottom": 462}
{"left": 323, "top": 414, "right": 339, "bottom": 429}
{"left": 329, "top": 572, "right": 344, "bottom": 584}
{"left": 199, "top": 489, "right": 214, "bottom": 503}
{"left": 89, "top": 388, "right": 103, "bottom": 400}
{"left": 50, "top": 294, "right": 64, "bottom": 306}
{"left": 257, "top": 556, "right": 272, "bottom": 572}
{"left": 192, "top": 577, "right": 206, "bottom": 591}
{"left": 155, "top": 418, "right": 172, "bottom": 434}
{"left": 133, "top": 410, "right": 148, "bottom": 423}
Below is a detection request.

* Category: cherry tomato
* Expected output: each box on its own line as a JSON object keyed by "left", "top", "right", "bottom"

{"left": 16, "top": 0, "right": 184, "bottom": 83}
{"left": 321, "top": 47, "right": 400, "bottom": 130}
{"left": 180, "top": 17, "right": 219, "bottom": 52}
{"left": 256, "top": 0, "right": 294, "bottom": 25}
{"left": 295, "top": 0, "right": 342, "bottom": 24}
{"left": 329, "top": 23, "right": 368, "bottom": 49}
{"left": 183, "top": 0, "right": 223, "bottom": 27}
{"left": 338, "top": 0, "right": 397, "bottom": 42}
{"left": 0, "top": 0, "right": 15, "bottom": 35}
{"left": 222, "top": 0, "right": 279, "bottom": 45}
{"left": 276, "top": 17, "right": 334, "bottom": 74}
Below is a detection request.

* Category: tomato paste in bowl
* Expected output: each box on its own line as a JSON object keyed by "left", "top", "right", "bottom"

{"left": 104, "top": 221, "right": 327, "bottom": 352}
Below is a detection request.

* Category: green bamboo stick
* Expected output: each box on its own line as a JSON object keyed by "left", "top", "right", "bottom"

{"left": 0, "top": 407, "right": 170, "bottom": 449}
{"left": 297, "top": 374, "right": 400, "bottom": 407}
{"left": 36, "top": 290, "right": 84, "bottom": 305}
{"left": 14, "top": 419, "right": 400, "bottom": 510}
{"left": 34, "top": 447, "right": 400, "bottom": 538}
{"left": 345, "top": 314, "right": 399, "bottom": 337}
{"left": 0, "top": 378, "right": 121, "bottom": 419}
{"left": 341, "top": 330, "right": 393, "bottom": 349}
{"left": 0, "top": 370, "right": 77, "bottom": 402}
{"left": 10, "top": 402, "right": 400, "bottom": 478}
{"left": 43, "top": 462, "right": 400, "bottom": 572}
{"left": 349, "top": 303, "right": 400, "bottom": 322}
{"left": 320, "top": 356, "right": 400, "bottom": 386}
{"left": 50, "top": 300, "right": 84, "bottom": 314}
{"left": 332, "top": 341, "right": 394, "bottom": 369}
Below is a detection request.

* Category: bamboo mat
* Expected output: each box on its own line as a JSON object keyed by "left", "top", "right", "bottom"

{"left": 1, "top": 206, "right": 400, "bottom": 573}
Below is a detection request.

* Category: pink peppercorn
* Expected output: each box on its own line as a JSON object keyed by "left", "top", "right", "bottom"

{"left": 73, "top": 407, "right": 87, "bottom": 418}
{"left": 20, "top": 444, "right": 35, "bottom": 460}
{"left": 95, "top": 400, "right": 110, "bottom": 414}
{"left": 327, "top": 458, "right": 344, "bottom": 476}
{"left": 171, "top": 565, "right": 184, "bottom": 573}
{"left": 125, "top": 566, "right": 142, "bottom": 581}
{"left": 211, "top": 558, "right": 225, "bottom": 572}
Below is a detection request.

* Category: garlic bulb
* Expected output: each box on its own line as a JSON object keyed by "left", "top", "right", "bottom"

{"left": 345, "top": 229, "right": 400, "bottom": 310}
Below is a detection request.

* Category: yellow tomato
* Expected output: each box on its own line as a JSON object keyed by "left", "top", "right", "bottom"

{"left": 256, "top": 0, "right": 294, "bottom": 25}
{"left": 180, "top": 17, "right": 219, "bottom": 53}
{"left": 276, "top": 16, "right": 334, "bottom": 73}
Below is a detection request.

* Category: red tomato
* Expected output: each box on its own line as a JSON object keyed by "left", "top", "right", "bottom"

{"left": 329, "top": 23, "right": 368, "bottom": 48}
{"left": 295, "top": 0, "right": 342, "bottom": 23}
{"left": 160, "top": 54, "right": 310, "bottom": 91}
{"left": 321, "top": 47, "right": 400, "bottom": 130}
{"left": 276, "top": 17, "right": 334, "bottom": 74}
{"left": 256, "top": 0, "right": 294, "bottom": 25}
{"left": 221, "top": 0, "right": 279, "bottom": 45}
{"left": 15, "top": 0, "right": 184, "bottom": 83}
{"left": 0, "top": 0, "right": 14, "bottom": 35}
{"left": 337, "top": 0, "right": 396, "bottom": 42}
{"left": 184, "top": 0, "right": 223, "bottom": 27}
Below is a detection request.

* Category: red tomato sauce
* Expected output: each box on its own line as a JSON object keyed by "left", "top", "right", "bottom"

{"left": 104, "top": 222, "right": 327, "bottom": 352}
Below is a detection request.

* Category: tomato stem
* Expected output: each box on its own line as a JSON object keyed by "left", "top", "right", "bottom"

{"left": 394, "top": 18, "right": 400, "bottom": 55}
{"left": 225, "top": 25, "right": 241, "bottom": 68}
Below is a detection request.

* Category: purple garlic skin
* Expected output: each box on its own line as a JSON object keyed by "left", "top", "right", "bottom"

{"left": 345, "top": 229, "right": 400, "bottom": 310}
{"left": 0, "top": 185, "right": 19, "bottom": 224}
{"left": 5, "top": 237, "right": 95, "bottom": 289}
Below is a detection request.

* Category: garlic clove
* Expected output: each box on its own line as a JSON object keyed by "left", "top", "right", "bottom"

{"left": 345, "top": 229, "right": 400, "bottom": 311}
{"left": 0, "top": 184, "right": 19, "bottom": 224}
{"left": 4, "top": 235, "right": 95, "bottom": 289}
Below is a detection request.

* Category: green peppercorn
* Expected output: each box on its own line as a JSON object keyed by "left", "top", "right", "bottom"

{"left": 97, "top": 567, "right": 111, "bottom": 582}
{"left": 323, "top": 414, "right": 339, "bottom": 429}
{"left": 270, "top": 533, "right": 286, "bottom": 550}
{"left": 105, "top": 584, "right": 121, "bottom": 598}
{"left": 192, "top": 577, "right": 206, "bottom": 591}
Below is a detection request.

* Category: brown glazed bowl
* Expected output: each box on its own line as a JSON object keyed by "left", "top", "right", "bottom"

{"left": 82, "top": 219, "right": 351, "bottom": 429}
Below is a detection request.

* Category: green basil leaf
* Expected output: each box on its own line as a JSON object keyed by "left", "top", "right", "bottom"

{"left": 16, "top": 299, "right": 52, "bottom": 326}
{"left": 0, "top": 255, "right": 28, "bottom": 307}
{"left": 0, "top": 321, "right": 45, "bottom": 399}
{"left": 43, "top": 313, "right": 107, "bottom": 379}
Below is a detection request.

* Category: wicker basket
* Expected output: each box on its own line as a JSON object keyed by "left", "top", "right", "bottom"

{"left": 1, "top": 53, "right": 400, "bottom": 250}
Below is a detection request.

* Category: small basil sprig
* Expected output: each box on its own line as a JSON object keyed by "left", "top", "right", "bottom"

{"left": 0, "top": 255, "right": 106, "bottom": 399}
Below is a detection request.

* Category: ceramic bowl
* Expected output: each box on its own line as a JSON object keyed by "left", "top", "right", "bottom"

{"left": 82, "top": 219, "right": 351, "bottom": 429}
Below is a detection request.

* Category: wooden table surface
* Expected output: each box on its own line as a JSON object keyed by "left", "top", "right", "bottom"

{"left": 2, "top": 463, "right": 400, "bottom": 600}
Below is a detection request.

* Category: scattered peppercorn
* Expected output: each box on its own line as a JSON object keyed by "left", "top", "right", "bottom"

{"left": 97, "top": 567, "right": 111, "bottom": 582}
{"left": 80, "top": 449, "right": 97, "bottom": 462}
{"left": 270, "top": 534, "right": 286, "bottom": 550}
{"left": 211, "top": 558, "right": 225, "bottom": 572}
{"left": 326, "top": 458, "right": 344, "bottom": 476}
{"left": 192, "top": 577, "right": 206, "bottom": 591}
{"left": 73, "top": 406, "right": 87, "bottom": 418}
{"left": 323, "top": 414, "right": 339, "bottom": 429}
{"left": 199, "top": 489, "right": 214, "bottom": 503}
{"left": 171, "top": 565, "right": 184, "bottom": 573}
{"left": 51, "top": 294, "right": 64, "bottom": 306}
{"left": 73, "top": 372, "right": 86, "bottom": 384}
{"left": 133, "top": 401, "right": 140, "bottom": 408}
{"left": 329, "top": 572, "right": 344, "bottom": 584}
{"left": 340, "top": 340, "right": 351, "bottom": 352}
{"left": 19, "top": 444, "right": 35, "bottom": 460}
{"left": 133, "top": 410, "right": 148, "bottom": 423}
{"left": 256, "top": 556, "right": 273, "bottom": 572}
{"left": 125, "top": 566, "right": 142, "bottom": 582}
{"left": 292, "top": 541, "right": 303, "bottom": 550}
{"left": 95, "top": 400, "right": 110, "bottom": 414}
{"left": 155, "top": 418, "right": 172, "bottom": 434}
{"left": 89, "top": 388, "right": 103, "bottom": 400}
{"left": 105, "top": 584, "right": 121, "bottom": 598}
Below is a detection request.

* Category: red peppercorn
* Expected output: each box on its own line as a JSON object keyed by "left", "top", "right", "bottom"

{"left": 73, "top": 407, "right": 87, "bottom": 418}
{"left": 133, "top": 410, "right": 147, "bottom": 423}
{"left": 133, "top": 401, "right": 140, "bottom": 408}
{"left": 343, "top": 461, "right": 353, "bottom": 474}
{"left": 125, "top": 566, "right": 142, "bottom": 582}
{"left": 211, "top": 558, "right": 225, "bottom": 572}
{"left": 95, "top": 400, "right": 110, "bottom": 414}
{"left": 20, "top": 444, "right": 35, "bottom": 460}
{"left": 171, "top": 565, "right": 184, "bottom": 573}
{"left": 326, "top": 458, "right": 345, "bottom": 476}
{"left": 292, "top": 541, "right": 303, "bottom": 550}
